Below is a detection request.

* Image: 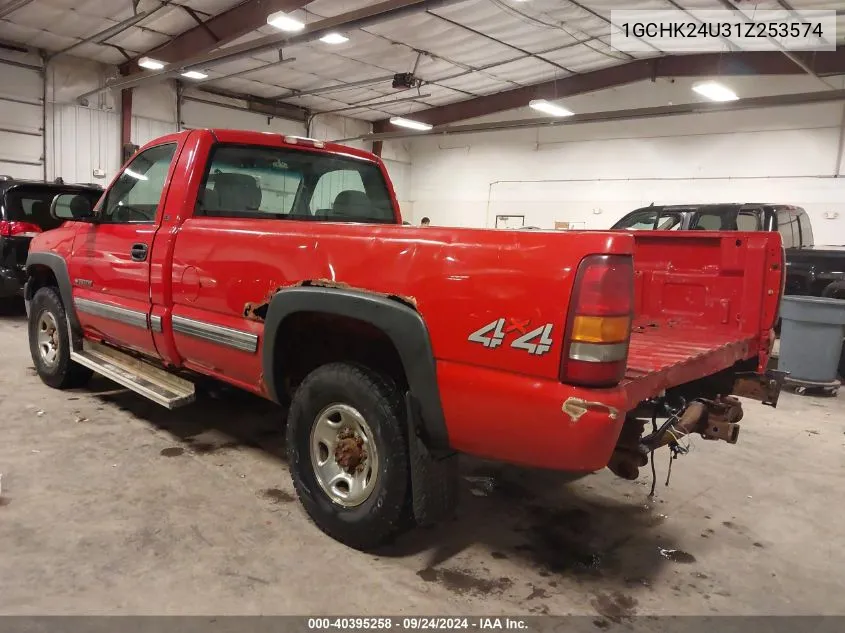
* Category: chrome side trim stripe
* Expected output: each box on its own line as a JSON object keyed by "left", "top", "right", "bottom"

{"left": 171, "top": 315, "right": 258, "bottom": 353}
{"left": 75, "top": 298, "right": 149, "bottom": 330}
{"left": 150, "top": 315, "right": 162, "bottom": 333}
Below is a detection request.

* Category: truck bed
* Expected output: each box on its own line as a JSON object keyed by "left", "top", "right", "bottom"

{"left": 619, "top": 231, "right": 783, "bottom": 407}
{"left": 623, "top": 323, "right": 754, "bottom": 405}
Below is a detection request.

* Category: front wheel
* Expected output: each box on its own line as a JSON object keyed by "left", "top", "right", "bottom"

{"left": 28, "top": 287, "right": 92, "bottom": 389}
{"left": 286, "top": 362, "right": 412, "bottom": 550}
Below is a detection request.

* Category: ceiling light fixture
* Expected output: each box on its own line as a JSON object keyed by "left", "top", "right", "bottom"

{"left": 266, "top": 11, "right": 305, "bottom": 32}
{"left": 529, "top": 99, "right": 574, "bottom": 117}
{"left": 181, "top": 70, "right": 208, "bottom": 80}
{"left": 389, "top": 117, "right": 433, "bottom": 131}
{"left": 320, "top": 32, "right": 349, "bottom": 44}
{"left": 692, "top": 81, "right": 739, "bottom": 102}
{"left": 138, "top": 57, "right": 166, "bottom": 70}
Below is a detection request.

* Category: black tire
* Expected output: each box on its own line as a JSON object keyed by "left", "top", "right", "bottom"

{"left": 821, "top": 282, "right": 845, "bottom": 300}
{"left": 286, "top": 362, "right": 412, "bottom": 550}
{"left": 28, "top": 286, "right": 92, "bottom": 389}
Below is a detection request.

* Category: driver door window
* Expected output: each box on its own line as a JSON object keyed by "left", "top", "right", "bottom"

{"left": 101, "top": 143, "right": 177, "bottom": 223}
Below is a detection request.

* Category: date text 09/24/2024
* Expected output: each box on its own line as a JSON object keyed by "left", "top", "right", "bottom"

{"left": 307, "top": 618, "right": 529, "bottom": 630}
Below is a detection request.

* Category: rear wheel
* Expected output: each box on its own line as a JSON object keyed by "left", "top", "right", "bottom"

{"left": 28, "top": 287, "right": 92, "bottom": 389}
{"left": 286, "top": 362, "right": 412, "bottom": 550}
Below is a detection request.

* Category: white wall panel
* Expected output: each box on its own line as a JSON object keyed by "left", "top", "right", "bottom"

{"left": 131, "top": 116, "right": 178, "bottom": 147}
{"left": 134, "top": 81, "right": 177, "bottom": 123}
{"left": 382, "top": 158, "right": 412, "bottom": 219}
{"left": 181, "top": 97, "right": 306, "bottom": 136}
{"left": 46, "top": 104, "right": 120, "bottom": 185}
{"left": 312, "top": 113, "right": 370, "bottom": 150}
{"left": 44, "top": 56, "right": 120, "bottom": 185}
{"left": 0, "top": 53, "right": 43, "bottom": 179}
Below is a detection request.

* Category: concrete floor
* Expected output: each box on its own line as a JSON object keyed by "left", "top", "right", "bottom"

{"left": 1, "top": 299, "right": 844, "bottom": 617}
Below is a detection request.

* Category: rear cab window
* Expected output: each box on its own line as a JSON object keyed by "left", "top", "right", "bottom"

{"left": 197, "top": 144, "right": 396, "bottom": 224}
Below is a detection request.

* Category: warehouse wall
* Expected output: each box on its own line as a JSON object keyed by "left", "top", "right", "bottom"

{"left": 0, "top": 49, "right": 44, "bottom": 180}
{"left": 381, "top": 140, "right": 413, "bottom": 220}
{"left": 408, "top": 75, "right": 845, "bottom": 245}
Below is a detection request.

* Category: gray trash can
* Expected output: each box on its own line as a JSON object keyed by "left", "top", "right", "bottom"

{"left": 779, "top": 296, "right": 845, "bottom": 391}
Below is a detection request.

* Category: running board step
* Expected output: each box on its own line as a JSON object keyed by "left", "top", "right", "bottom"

{"left": 71, "top": 340, "right": 195, "bottom": 409}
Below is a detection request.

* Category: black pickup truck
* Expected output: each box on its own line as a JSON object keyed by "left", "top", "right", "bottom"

{"left": 612, "top": 203, "right": 845, "bottom": 299}
{"left": 786, "top": 246, "right": 845, "bottom": 300}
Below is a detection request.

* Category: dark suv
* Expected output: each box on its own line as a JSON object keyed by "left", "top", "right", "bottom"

{"left": 0, "top": 178, "right": 102, "bottom": 302}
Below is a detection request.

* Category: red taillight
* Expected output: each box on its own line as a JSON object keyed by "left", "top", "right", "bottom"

{"left": 0, "top": 220, "right": 42, "bottom": 237}
{"left": 560, "top": 255, "right": 634, "bottom": 387}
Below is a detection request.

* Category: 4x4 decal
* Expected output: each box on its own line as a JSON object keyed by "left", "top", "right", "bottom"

{"left": 468, "top": 319, "right": 555, "bottom": 356}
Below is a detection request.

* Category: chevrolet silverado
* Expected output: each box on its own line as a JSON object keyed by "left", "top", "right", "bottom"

{"left": 25, "top": 129, "right": 785, "bottom": 549}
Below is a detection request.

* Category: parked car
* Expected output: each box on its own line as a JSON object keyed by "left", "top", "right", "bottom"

{"left": 0, "top": 177, "right": 102, "bottom": 303}
{"left": 25, "top": 130, "right": 785, "bottom": 549}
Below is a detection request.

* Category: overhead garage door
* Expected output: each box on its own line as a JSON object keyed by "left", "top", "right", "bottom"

{"left": 0, "top": 55, "right": 44, "bottom": 180}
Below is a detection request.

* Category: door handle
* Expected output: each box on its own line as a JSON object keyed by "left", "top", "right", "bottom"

{"left": 131, "top": 243, "right": 149, "bottom": 262}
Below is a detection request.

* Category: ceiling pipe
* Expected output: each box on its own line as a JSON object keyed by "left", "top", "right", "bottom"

{"left": 74, "top": 0, "right": 470, "bottom": 101}
{"left": 273, "top": 75, "right": 398, "bottom": 101}
{"left": 0, "top": 0, "right": 35, "bottom": 20}
{"left": 193, "top": 56, "right": 296, "bottom": 86}
{"left": 316, "top": 92, "right": 432, "bottom": 116}
{"left": 335, "top": 89, "right": 845, "bottom": 143}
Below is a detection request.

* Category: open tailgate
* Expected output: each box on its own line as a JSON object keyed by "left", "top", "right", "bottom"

{"left": 621, "top": 231, "right": 784, "bottom": 406}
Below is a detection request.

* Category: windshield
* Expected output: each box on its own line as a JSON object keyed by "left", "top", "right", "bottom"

{"left": 198, "top": 144, "right": 396, "bottom": 224}
{"left": 613, "top": 210, "right": 683, "bottom": 230}
{"left": 4, "top": 186, "right": 102, "bottom": 231}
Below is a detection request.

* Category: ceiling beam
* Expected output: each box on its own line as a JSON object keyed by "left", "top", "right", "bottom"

{"left": 121, "top": 0, "right": 309, "bottom": 73}
{"left": 374, "top": 46, "right": 845, "bottom": 129}
{"left": 354, "top": 88, "right": 845, "bottom": 143}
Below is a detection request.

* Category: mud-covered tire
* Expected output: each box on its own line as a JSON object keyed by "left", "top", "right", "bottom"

{"left": 28, "top": 287, "right": 92, "bottom": 389}
{"left": 286, "top": 362, "right": 412, "bottom": 550}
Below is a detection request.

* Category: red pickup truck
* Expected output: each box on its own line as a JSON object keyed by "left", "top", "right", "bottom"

{"left": 25, "top": 129, "right": 786, "bottom": 549}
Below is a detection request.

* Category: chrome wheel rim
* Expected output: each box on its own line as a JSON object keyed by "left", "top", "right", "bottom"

{"left": 310, "top": 403, "right": 379, "bottom": 508}
{"left": 36, "top": 311, "right": 60, "bottom": 367}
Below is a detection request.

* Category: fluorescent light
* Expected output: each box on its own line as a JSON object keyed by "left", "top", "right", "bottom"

{"left": 389, "top": 117, "right": 433, "bottom": 131}
{"left": 529, "top": 99, "right": 574, "bottom": 117}
{"left": 320, "top": 32, "right": 349, "bottom": 44}
{"left": 267, "top": 11, "right": 304, "bottom": 32}
{"left": 181, "top": 70, "right": 208, "bottom": 80}
{"left": 692, "top": 81, "right": 738, "bottom": 102}
{"left": 123, "top": 169, "right": 148, "bottom": 181}
{"left": 138, "top": 57, "right": 165, "bottom": 70}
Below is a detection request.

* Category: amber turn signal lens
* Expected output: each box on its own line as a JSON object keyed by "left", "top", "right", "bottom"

{"left": 571, "top": 315, "right": 631, "bottom": 344}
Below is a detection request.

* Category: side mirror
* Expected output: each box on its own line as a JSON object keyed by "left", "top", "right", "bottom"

{"left": 50, "top": 193, "right": 96, "bottom": 222}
